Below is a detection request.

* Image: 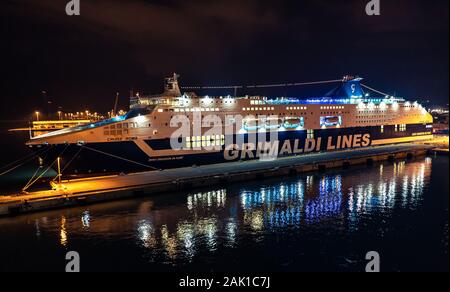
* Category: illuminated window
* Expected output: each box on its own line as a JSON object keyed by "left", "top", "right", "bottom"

{"left": 380, "top": 125, "right": 384, "bottom": 134}
{"left": 320, "top": 116, "right": 342, "bottom": 128}
{"left": 307, "top": 130, "right": 314, "bottom": 139}
{"left": 185, "top": 134, "right": 225, "bottom": 149}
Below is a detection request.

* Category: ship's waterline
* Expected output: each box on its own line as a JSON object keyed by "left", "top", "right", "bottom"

{"left": 223, "top": 133, "right": 372, "bottom": 161}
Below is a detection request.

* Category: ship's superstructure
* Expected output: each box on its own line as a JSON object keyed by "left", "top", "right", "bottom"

{"left": 26, "top": 74, "right": 434, "bottom": 175}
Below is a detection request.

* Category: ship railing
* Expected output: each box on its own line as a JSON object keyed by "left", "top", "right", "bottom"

{"left": 31, "top": 116, "right": 126, "bottom": 139}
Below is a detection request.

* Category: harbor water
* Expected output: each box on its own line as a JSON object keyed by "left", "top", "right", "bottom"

{"left": 0, "top": 124, "right": 448, "bottom": 272}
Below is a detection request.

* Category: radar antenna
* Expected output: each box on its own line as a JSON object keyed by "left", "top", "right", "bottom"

{"left": 164, "top": 73, "right": 181, "bottom": 96}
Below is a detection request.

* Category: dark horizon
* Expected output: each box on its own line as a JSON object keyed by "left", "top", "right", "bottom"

{"left": 1, "top": 0, "right": 449, "bottom": 120}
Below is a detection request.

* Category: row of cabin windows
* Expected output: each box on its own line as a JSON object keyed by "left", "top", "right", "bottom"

{"left": 185, "top": 135, "right": 226, "bottom": 149}
{"left": 320, "top": 106, "right": 345, "bottom": 110}
{"left": 243, "top": 107, "right": 275, "bottom": 111}
{"left": 357, "top": 120, "right": 392, "bottom": 124}
{"left": 250, "top": 100, "right": 266, "bottom": 105}
{"left": 357, "top": 115, "right": 389, "bottom": 119}
{"left": 396, "top": 124, "right": 407, "bottom": 132}
{"left": 201, "top": 100, "right": 237, "bottom": 104}
{"left": 104, "top": 123, "right": 135, "bottom": 136}
{"left": 287, "top": 106, "right": 308, "bottom": 110}
{"left": 358, "top": 110, "right": 390, "bottom": 114}
{"left": 160, "top": 108, "right": 221, "bottom": 113}
{"left": 103, "top": 127, "right": 330, "bottom": 141}
{"left": 104, "top": 129, "right": 129, "bottom": 136}
{"left": 187, "top": 135, "right": 225, "bottom": 142}
{"left": 379, "top": 124, "right": 407, "bottom": 133}
{"left": 171, "top": 113, "right": 310, "bottom": 119}
{"left": 186, "top": 132, "right": 316, "bottom": 147}
{"left": 104, "top": 120, "right": 409, "bottom": 138}
{"left": 138, "top": 99, "right": 177, "bottom": 105}
{"left": 320, "top": 111, "right": 350, "bottom": 115}
{"left": 358, "top": 113, "right": 420, "bottom": 117}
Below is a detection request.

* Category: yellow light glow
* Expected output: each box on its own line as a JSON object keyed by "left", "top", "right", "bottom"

{"left": 392, "top": 102, "right": 399, "bottom": 111}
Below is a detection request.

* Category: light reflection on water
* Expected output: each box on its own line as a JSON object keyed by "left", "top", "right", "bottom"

{"left": 0, "top": 157, "right": 447, "bottom": 271}
{"left": 75, "top": 160, "right": 427, "bottom": 256}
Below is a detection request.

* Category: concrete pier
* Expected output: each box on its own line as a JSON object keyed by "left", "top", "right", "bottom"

{"left": 0, "top": 143, "right": 439, "bottom": 216}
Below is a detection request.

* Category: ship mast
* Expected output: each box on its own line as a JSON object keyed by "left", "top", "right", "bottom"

{"left": 164, "top": 73, "right": 181, "bottom": 96}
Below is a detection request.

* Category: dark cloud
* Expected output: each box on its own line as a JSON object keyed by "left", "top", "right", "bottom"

{"left": 9, "top": 0, "right": 281, "bottom": 72}
{"left": 1, "top": 0, "right": 448, "bottom": 119}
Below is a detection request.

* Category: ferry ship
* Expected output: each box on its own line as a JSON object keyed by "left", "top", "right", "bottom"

{"left": 26, "top": 74, "right": 434, "bottom": 176}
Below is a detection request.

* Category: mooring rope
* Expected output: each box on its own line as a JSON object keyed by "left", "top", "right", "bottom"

{"left": 81, "top": 145, "right": 158, "bottom": 170}
{"left": 22, "top": 145, "right": 70, "bottom": 192}
{"left": 52, "top": 146, "right": 84, "bottom": 182}
{"left": 0, "top": 150, "right": 41, "bottom": 171}
{"left": 247, "top": 79, "right": 344, "bottom": 88}
{"left": 361, "top": 83, "right": 392, "bottom": 97}
{"left": 0, "top": 146, "right": 52, "bottom": 177}
{"left": 22, "top": 165, "right": 44, "bottom": 192}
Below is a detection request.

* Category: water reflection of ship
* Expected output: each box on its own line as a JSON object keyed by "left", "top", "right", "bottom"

{"left": 241, "top": 160, "right": 431, "bottom": 229}
{"left": 27, "top": 159, "right": 432, "bottom": 260}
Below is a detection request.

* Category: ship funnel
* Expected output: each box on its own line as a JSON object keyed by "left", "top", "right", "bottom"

{"left": 325, "top": 75, "right": 364, "bottom": 98}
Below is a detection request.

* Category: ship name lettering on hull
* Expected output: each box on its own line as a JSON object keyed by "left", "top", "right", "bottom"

{"left": 224, "top": 134, "right": 371, "bottom": 161}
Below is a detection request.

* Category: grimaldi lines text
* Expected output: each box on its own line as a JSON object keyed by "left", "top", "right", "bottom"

{"left": 26, "top": 74, "right": 434, "bottom": 175}
{"left": 224, "top": 134, "right": 371, "bottom": 161}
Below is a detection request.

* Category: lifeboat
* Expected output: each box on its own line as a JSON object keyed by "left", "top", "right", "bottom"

{"left": 244, "top": 118, "right": 263, "bottom": 131}
{"left": 284, "top": 117, "right": 304, "bottom": 129}
{"left": 265, "top": 118, "right": 283, "bottom": 130}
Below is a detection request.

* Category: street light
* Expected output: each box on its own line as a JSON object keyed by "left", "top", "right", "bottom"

{"left": 35, "top": 111, "right": 40, "bottom": 121}
{"left": 57, "top": 157, "right": 62, "bottom": 184}
{"left": 57, "top": 111, "right": 62, "bottom": 120}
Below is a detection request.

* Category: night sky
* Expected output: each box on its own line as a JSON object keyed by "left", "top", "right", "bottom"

{"left": 1, "top": 0, "right": 448, "bottom": 120}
